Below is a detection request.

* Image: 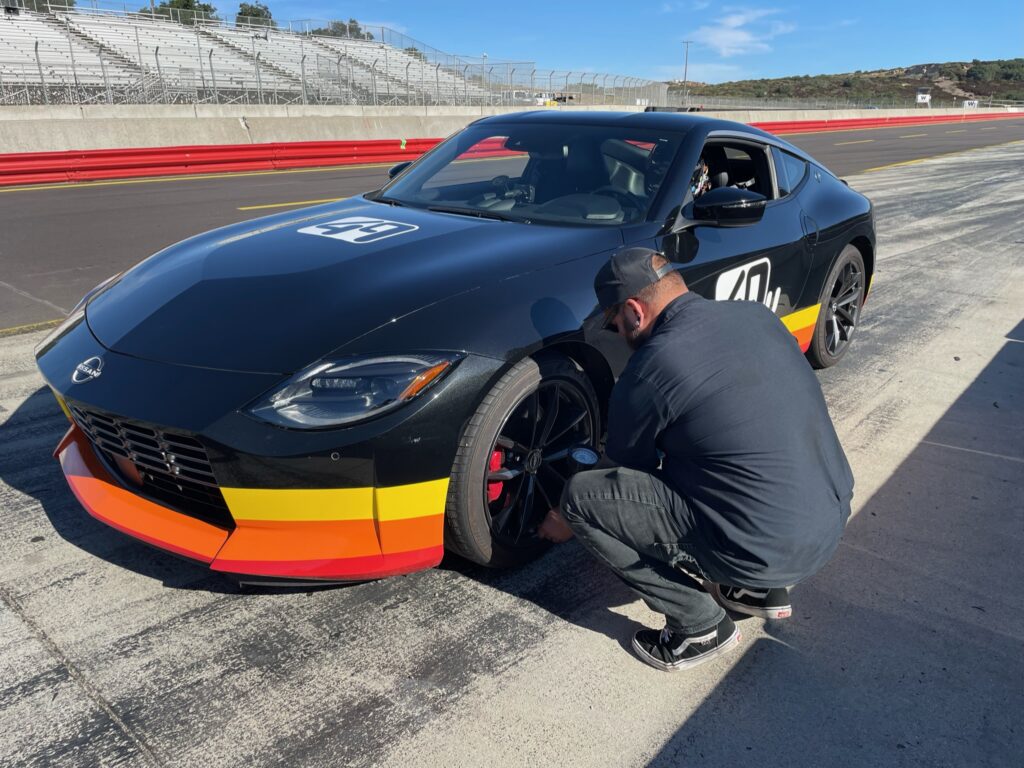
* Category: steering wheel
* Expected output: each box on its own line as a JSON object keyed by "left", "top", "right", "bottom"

{"left": 593, "top": 186, "right": 645, "bottom": 211}
{"left": 490, "top": 175, "right": 534, "bottom": 202}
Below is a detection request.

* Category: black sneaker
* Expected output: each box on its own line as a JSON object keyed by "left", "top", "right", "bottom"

{"left": 631, "top": 616, "right": 740, "bottom": 672}
{"left": 712, "top": 584, "right": 792, "bottom": 620}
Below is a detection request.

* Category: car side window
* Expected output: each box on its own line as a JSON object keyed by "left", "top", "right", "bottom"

{"left": 773, "top": 146, "right": 808, "bottom": 197}
{"left": 695, "top": 141, "right": 774, "bottom": 200}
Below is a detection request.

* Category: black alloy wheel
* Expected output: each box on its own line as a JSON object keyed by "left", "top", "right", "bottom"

{"left": 807, "top": 244, "right": 866, "bottom": 368}
{"left": 485, "top": 379, "right": 595, "bottom": 546}
{"left": 444, "top": 354, "right": 600, "bottom": 568}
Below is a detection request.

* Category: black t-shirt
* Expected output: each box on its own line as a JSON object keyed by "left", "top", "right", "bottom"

{"left": 606, "top": 292, "right": 854, "bottom": 587}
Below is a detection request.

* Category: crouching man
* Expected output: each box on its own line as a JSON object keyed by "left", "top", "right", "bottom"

{"left": 538, "top": 247, "right": 854, "bottom": 671}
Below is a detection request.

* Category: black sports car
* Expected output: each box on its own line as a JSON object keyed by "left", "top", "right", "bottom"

{"left": 35, "top": 111, "right": 874, "bottom": 582}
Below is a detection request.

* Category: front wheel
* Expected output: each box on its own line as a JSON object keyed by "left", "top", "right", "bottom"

{"left": 806, "top": 244, "right": 866, "bottom": 369}
{"left": 444, "top": 354, "right": 600, "bottom": 568}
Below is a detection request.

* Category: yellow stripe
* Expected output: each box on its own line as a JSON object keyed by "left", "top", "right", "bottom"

{"left": 221, "top": 477, "right": 449, "bottom": 522}
{"left": 375, "top": 478, "right": 450, "bottom": 522}
{"left": 780, "top": 303, "right": 820, "bottom": 332}
{"left": 0, "top": 318, "right": 62, "bottom": 338}
{"left": 237, "top": 197, "right": 346, "bottom": 211}
{"left": 834, "top": 139, "right": 874, "bottom": 146}
{"left": 51, "top": 388, "right": 73, "bottom": 423}
{"left": 863, "top": 139, "right": 1024, "bottom": 172}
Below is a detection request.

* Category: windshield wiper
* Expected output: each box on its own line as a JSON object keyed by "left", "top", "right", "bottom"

{"left": 374, "top": 195, "right": 407, "bottom": 207}
{"left": 427, "top": 205, "right": 509, "bottom": 221}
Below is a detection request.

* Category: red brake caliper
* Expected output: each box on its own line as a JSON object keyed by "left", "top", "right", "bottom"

{"left": 487, "top": 449, "right": 504, "bottom": 502}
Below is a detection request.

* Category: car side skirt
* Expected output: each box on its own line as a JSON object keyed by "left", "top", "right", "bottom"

{"left": 56, "top": 425, "right": 447, "bottom": 581}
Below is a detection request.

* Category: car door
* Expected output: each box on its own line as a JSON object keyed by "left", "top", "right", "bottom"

{"left": 655, "top": 136, "right": 812, "bottom": 317}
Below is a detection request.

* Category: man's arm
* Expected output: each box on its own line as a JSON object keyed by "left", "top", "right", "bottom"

{"left": 605, "top": 372, "right": 670, "bottom": 472}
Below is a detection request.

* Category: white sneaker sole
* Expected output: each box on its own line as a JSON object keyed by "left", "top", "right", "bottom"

{"left": 710, "top": 584, "right": 792, "bottom": 620}
{"left": 631, "top": 627, "right": 741, "bottom": 672}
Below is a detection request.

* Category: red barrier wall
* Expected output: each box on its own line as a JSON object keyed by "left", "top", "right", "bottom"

{"left": 0, "top": 111, "right": 1019, "bottom": 187}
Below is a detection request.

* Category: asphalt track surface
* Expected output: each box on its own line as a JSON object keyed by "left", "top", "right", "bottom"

{"left": 0, "top": 116, "right": 1022, "bottom": 330}
{"left": 1, "top": 135, "right": 1023, "bottom": 765}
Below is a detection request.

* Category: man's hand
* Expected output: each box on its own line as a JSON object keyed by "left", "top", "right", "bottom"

{"left": 537, "top": 507, "right": 575, "bottom": 543}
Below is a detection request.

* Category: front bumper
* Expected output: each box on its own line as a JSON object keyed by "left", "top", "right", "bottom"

{"left": 57, "top": 424, "right": 446, "bottom": 581}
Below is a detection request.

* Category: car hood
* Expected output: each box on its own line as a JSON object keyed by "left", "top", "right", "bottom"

{"left": 86, "top": 198, "right": 622, "bottom": 374}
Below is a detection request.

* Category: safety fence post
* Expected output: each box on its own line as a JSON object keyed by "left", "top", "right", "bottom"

{"left": 154, "top": 46, "right": 167, "bottom": 103}
{"left": 65, "top": 17, "right": 80, "bottom": 103}
{"left": 300, "top": 53, "right": 308, "bottom": 105}
{"left": 435, "top": 62, "right": 440, "bottom": 105}
{"left": 254, "top": 52, "right": 263, "bottom": 104}
{"left": 371, "top": 60, "right": 378, "bottom": 105}
{"left": 195, "top": 28, "right": 206, "bottom": 98}
{"left": 208, "top": 50, "right": 218, "bottom": 104}
{"left": 405, "top": 61, "right": 412, "bottom": 106}
{"left": 35, "top": 40, "right": 50, "bottom": 105}
{"left": 98, "top": 51, "right": 112, "bottom": 104}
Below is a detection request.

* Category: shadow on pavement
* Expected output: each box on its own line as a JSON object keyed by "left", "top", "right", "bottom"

{"left": 647, "top": 322, "right": 1024, "bottom": 767}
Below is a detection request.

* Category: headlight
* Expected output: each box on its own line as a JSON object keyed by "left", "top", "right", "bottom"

{"left": 246, "top": 353, "right": 462, "bottom": 429}
{"left": 34, "top": 272, "right": 123, "bottom": 357}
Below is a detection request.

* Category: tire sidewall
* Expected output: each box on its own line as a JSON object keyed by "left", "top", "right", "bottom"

{"left": 446, "top": 354, "right": 599, "bottom": 567}
{"left": 807, "top": 244, "right": 865, "bottom": 368}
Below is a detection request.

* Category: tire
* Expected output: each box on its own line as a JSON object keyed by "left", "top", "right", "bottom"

{"left": 806, "top": 244, "right": 866, "bottom": 369}
{"left": 444, "top": 353, "right": 600, "bottom": 568}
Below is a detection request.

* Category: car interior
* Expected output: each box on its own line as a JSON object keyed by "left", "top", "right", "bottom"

{"left": 394, "top": 131, "right": 683, "bottom": 226}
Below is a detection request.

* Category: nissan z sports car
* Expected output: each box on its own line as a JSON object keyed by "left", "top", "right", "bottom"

{"left": 36, "top": 111, "right": 874, "bottom": 584}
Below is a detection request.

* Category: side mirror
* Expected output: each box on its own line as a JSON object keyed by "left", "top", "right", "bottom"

{"left": 388, "top": 161, "right": 412, "bottom": 179}
{"left": 683, "top": 186, "right": 767, "bottom": 229}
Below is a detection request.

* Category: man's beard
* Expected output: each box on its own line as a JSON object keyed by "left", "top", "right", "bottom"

{"left": 625, "top": 324, "right": 650, "bottom": 351}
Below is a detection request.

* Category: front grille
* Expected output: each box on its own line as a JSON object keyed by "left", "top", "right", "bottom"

{"left": 69, "top": 403, "right": 234, "bottom": 529}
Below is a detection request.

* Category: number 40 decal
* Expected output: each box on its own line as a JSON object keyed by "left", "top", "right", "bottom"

{"left": 713, "top": 257, "right": 781, "bottom": 312}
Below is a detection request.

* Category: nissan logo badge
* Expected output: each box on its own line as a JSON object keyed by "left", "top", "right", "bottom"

{"left": 72, "top": 356, "right": 103, "bottom": 384}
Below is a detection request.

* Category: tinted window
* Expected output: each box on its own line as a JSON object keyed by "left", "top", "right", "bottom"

{"left": 773, "top": 147, "right": 808, "bottom": 197}
{"left": 378, "top": 123, "right": 683, "bottom": 226}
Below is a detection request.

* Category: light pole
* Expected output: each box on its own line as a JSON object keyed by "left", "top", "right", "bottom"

{"left": 681, "top": 40, "right": 692, "bottom": 107}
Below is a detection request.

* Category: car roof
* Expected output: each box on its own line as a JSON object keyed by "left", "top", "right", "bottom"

{"left": 472, "top": 109, "right": 761, "bottom": 136}
{"left": 470, "top": 110, "right": 819, "bottom": 169}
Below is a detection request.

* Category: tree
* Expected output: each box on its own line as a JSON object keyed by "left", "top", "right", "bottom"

{"left": 139, "top": 0, "right": 219, "bottom": 24}
{"left": 310, "top": 18, "right": 374, "bottom": 40}
{"left": 237, "top": 2, "right": 274, "bottom": 27}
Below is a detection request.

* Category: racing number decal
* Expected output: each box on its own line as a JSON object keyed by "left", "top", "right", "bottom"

{"left": 298, "top": 217, "right": 419, "bottom": 244}
{"left": 714, "top": 257, "right": 781, "bottom": 312}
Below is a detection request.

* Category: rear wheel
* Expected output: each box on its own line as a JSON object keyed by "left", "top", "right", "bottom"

{"left": 806, "top": 244, "right": 865, "bottom": 369}
{"left": 445, "top": 354, "right": 600, "bottom": 568}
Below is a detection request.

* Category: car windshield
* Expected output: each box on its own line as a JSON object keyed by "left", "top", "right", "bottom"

{"left": 374, "top": 122, "right": 684, "bottom": 227}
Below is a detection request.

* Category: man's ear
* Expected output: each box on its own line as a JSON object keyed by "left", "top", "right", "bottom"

{"left": 624, "top": 297, "right": 644, "bottom": 327}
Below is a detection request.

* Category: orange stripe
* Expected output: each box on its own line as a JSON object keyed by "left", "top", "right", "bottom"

{"left": 58, "top": 426, "right": 228, "bottom": 562}
{"left": 379, "top": 514, "right": 444, "bottom": 554}
{"left": 216, "top": 518, "right": 381, "bottom": 562}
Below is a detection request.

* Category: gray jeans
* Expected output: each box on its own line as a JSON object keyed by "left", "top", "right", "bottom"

{"left": 560, "top": 466, "right": 725, "bottom": 634}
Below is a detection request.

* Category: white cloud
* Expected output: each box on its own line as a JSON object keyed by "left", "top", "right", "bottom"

{"left": 690, "top": 7, "right": 796, "bottom": 57}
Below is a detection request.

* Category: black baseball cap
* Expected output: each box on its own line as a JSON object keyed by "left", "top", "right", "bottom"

{"left": 594, "top": 247, "right": 680, "bottom": 311}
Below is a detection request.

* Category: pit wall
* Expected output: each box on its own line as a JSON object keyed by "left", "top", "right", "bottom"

{"left": 0, "top": 104, "right": 1017, "bottom": 154}
{"left": 0, "top": 104, "right": 1019, "bottom": 186}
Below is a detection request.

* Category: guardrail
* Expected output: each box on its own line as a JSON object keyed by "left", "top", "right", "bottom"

{"left": 0, "top": 111, "right": 1020, "bottom": 187}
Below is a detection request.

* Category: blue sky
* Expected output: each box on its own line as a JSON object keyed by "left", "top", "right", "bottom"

{"left": 252, "top": 1, "right": 1023, "bottom": 82}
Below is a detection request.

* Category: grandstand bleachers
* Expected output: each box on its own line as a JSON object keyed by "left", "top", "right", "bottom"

{"left": 0, "top": 11, "right": 136, "bottom": 89}
{"left": 0, "top": 5, "right": 661, "bottom": 107}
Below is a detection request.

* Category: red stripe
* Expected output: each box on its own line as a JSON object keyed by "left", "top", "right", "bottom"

{"left": 210, "top": 545, "right": 444, "bottom": 581}
{"left": 2, "top": 111, "right": 1019, "bottom": 187}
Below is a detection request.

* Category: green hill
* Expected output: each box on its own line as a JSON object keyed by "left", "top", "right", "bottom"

{"left": 667, "top": 59, "right": 1024, "bottom": 104}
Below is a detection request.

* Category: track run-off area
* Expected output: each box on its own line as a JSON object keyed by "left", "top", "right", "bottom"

{"left": 0, "top": 123, "right": 1023, "bottom": 766}
{"left": 0, "top": 116, "right": 1022, "bottom": 331}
